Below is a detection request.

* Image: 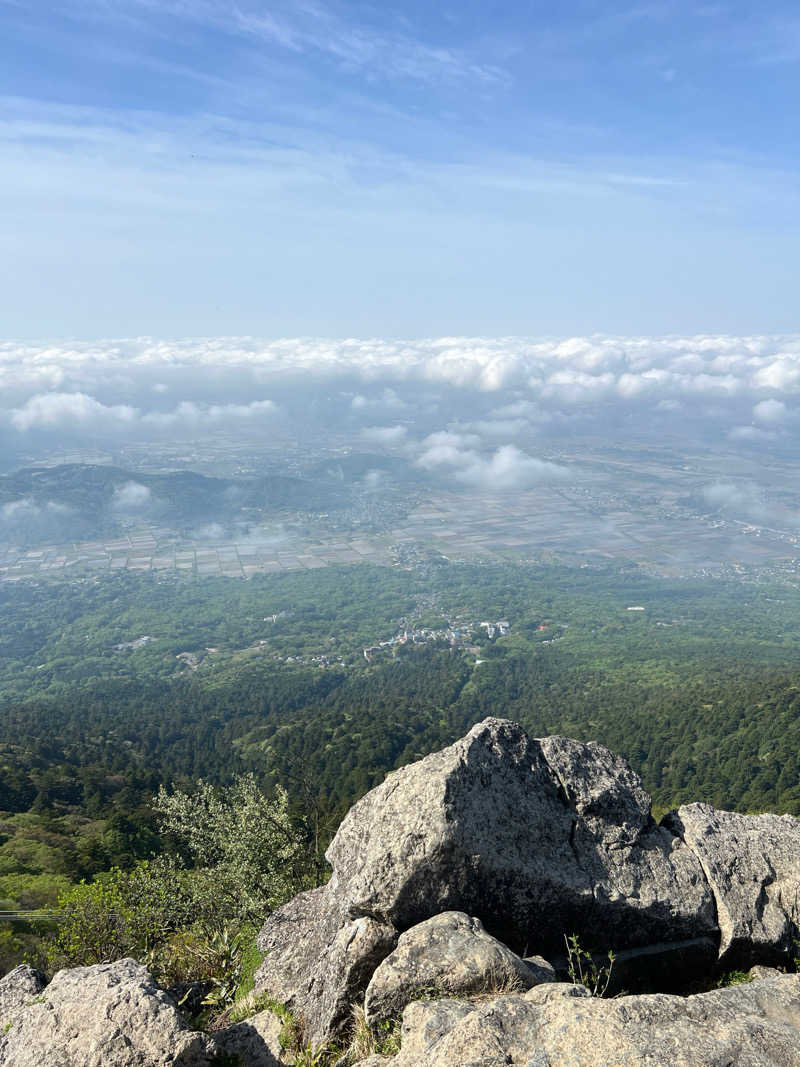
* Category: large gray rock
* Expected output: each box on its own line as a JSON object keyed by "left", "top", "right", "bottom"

{"left": 0, "top": 964, "right": 45, "bottom": 1031}
{"left": 384, "top": 974, "right": 800, "bottom": 1066}
{"left": 666, "top": 803, "right": 800, "bottom": 968}
{"left": 363, "top": 911, "right": 551, "bottom": 1026}
{"left": 327, "top": 722, "right": 714, "bottom": 953}
{"left": 258, "top": 718, "right": 800, "bottom": 1044}
{"left": 258, "top": 718, "right": 715, "bottom": 1043}
{"left": 0, "top": 958, "right": 212, "bottom": 1067}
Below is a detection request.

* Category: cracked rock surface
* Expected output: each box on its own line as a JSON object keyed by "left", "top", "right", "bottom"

{"left": 363, "top": 910, "right": 553, "bottom": 1026}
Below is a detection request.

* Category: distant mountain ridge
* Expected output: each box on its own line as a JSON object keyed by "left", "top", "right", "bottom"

{"left": 0, "top": 456, "right": 415, "bottom": 547}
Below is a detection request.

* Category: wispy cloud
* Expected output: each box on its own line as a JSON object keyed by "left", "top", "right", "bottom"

{"left": 43, "top": 0, "right": 508, "bottom": 88}
{"left": 3, "top": 3, "right": 800, "bottom": 338}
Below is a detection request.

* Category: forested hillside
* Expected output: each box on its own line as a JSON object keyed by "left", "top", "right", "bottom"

{"left": 4, "top": 560, "right": 800, "bottom": 969}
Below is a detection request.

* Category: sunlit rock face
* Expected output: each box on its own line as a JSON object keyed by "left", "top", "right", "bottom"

{"left": 0, "top": 958, "right": 214, "bottom": 1067}
{"left": 378, "top": 975, "right": 800, "bottom": 1067}
{"left": 256, "top": 717, "right": 728, "bottom": 1043}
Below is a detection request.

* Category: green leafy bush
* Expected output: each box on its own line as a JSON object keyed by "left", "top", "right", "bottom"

{"left": 153, "top": 775, "right": 311, "bottom": 922}
{"left": 42, "top": 859, "right": 188, "bottom": 972}
{"left": 38, "top": 775, "right": 313, "bottom": 990}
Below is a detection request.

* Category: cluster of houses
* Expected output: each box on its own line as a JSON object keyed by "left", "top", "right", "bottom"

{"left": 363, "top": 619, "right": 510, "bottom": 661}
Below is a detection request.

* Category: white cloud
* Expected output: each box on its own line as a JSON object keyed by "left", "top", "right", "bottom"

{"left": 144, "top": 399, "right": 276, "bottom": 425}
{"left": 700, "top": 481, "right": 794, "bottom": 524}
{"left": 360, "top": 424, "right": 407, "bottom": 444}
{"left": 728, "top": 424, "right": 776, "bottom": 442}
{"left": 3, "top": 334, "right": 800, "bottom": 449}
{"left": 9, "top": 391, "right": 137, "bottom": 430}
{"left": 3, "top": 389, "right": 277, "bottom": 433}
{"left": 415, "top": 431, "right": 482, "bottom": 470}
{"left": 703, "top": 482, "right": 759, "bottom": 513}
{"left": 0, "top": 497, "right": 80, "bottom": 541}
{"left": 111, "top": 481, "right": 152, "bottom": 512}
{"left": 753, "top": 358, "right": 800, "bottom": 391}
{"left": 349, "top": 388, "right": 406, "bottom": 412}
{"left": 454, "top": 445, "right": 568, "bottom": 490}
{"left": 195, "top": 522, "right": 226, "bottom": 540}
{"left": 467, "top": 418, "right": 529, "bottom": 439}
{"left": 421, "top": 430, "right": 482, "bottom": 450}
{"left": 415, "top": 434, "right": 567, "bottom": 491}
{"left": 753, "top": 398, "right": 787, "bottom": 423}
{"left": 1, "top": 498, "right": 74, "bottom": 521}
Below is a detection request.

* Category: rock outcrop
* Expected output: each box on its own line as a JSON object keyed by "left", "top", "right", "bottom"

{"left": 256, "top": 717, "right": 723, "bottom": 1043}
{"left": 373, "top": 973, "right": 800, "bottom": 1066}
{"left": 666, "top": 802, "right": 800, "bottom": 969}
{"left": 0, "top": 958, "right": 213, "bottom": 1067}
{"left": 9, "top": 717, "right": 800, "bottom": 1065}
{"left": 363, "top": 911, "right": 551, "bottom": 1026}
{"left": 324, "top": 722, "right": 714, "bottom": 952}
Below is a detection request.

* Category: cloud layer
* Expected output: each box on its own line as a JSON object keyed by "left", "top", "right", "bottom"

{"left": 2, "top": 332, "right": 797, "bottom": 429}
{"left": 1, "top": 334, "right": 798, "bottom": 493}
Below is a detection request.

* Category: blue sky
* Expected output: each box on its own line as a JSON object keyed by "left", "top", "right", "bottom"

{"left": 1, "top": 0, "right": 799, "bottom": 337}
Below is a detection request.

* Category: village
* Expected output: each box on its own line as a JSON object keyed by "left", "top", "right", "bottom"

{"left": 363, "top": 619, "right": 510, "bottom": 662}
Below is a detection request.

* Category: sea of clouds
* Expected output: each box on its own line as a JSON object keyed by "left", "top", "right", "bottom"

{"left": 1, "top": 334, "right": 798, "bottom": 495}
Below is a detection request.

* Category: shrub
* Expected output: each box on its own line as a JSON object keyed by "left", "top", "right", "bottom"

{"left": 153, "top": 776, "right": 311, "bottom": 922}
{"left": 42, "top": 857, "right": 200, "bottom": 976}
{"left": 716, "top": 970, "right": 753, "bottom": 987}
{"left": 44, "top": 873, "right": 147, "bottom": 969}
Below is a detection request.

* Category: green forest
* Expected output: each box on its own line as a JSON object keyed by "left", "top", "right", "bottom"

{"left": 3, "top": 559, "right": 800, "bottom": 972}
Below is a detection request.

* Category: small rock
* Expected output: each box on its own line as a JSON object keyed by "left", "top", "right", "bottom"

{"left": 364, "top": 911, "right": 547, "bottom": 1026}
{"left": 211, "top": 1008, "right": 289, "bottom": 1066}
{"left": 750, "top": 964, "right": 783, "bottom": 980}
{"left": 522, "top": 955, "right": 557, "bottom": 984}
